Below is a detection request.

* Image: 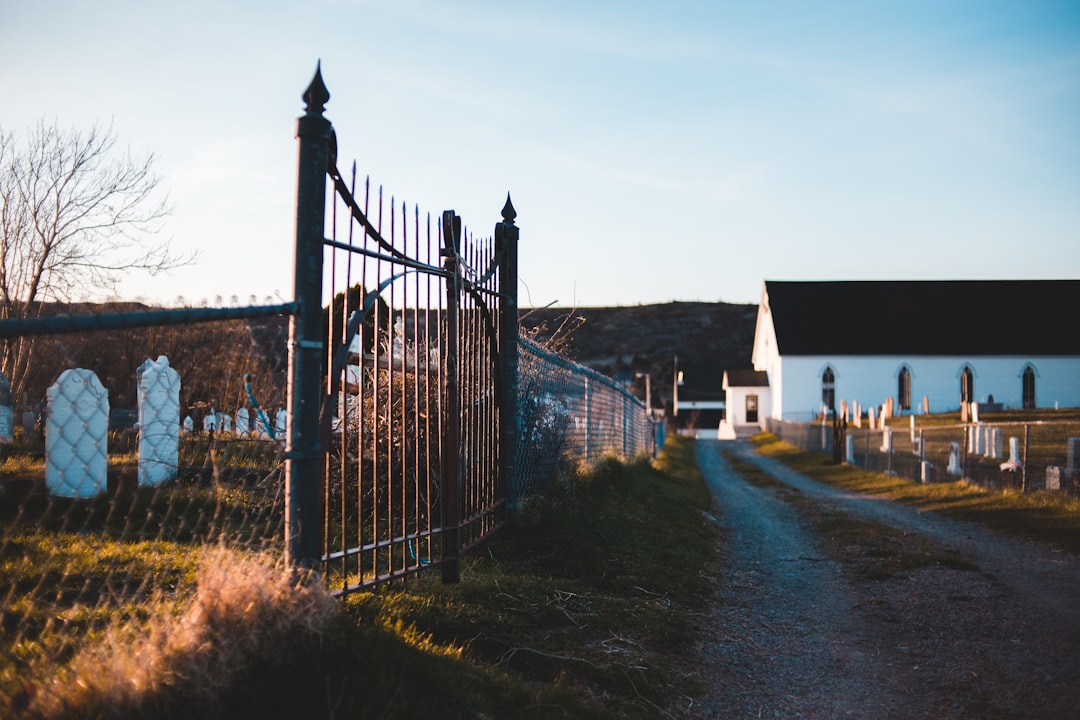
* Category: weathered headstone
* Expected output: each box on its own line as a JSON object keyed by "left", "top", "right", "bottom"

{"left": 1045, "top": 466, "right": 1063, "bottom": 491}
{"left": 275, "top": 408, "right": 288, "bottom": 441}
{"left": 182, "top": 416, "right": 194, "bottom": 433}
{"left": 46, "top": 368, "right": 109, "bottom": 498}
{"left": 1009, "top": 437, "right": 1021, "bottom": 466}
{"left": 971, "top": 402, "right": 980, "bottom": 424}
{"left": 1067, "top": 437, "right": 1080, "bottom": 477}
{"left": 909, "top": 414, "right": 916, "bottom": 443}
{"left": 880, "top": 426, "right": 892, "bottom": 454}
{"left": 222, "top": 413, "right": 233, "bottom": 433}
{"left": 0, "top": 372, "right": 12, "bottom": 443}
{"left": 137, "top": 356, "right": 180, "bottom": 487}
{"left": 947, "top": 442, "right": 962, "bottom": 476}
{"left": 988, "top": 427, "right": 1002, "bottom": 460}
{"left": 912, "top": 435, "right": 922, "bottom": 457}
{"left": 236, "top": 407, "right": 250, "bottom": 435}
{"left": 868, "top": 406, "right": 876, "bottom": 431}
{"left": 845, "top": 434, "right": 855, "bottom": 464}
{"left": 920, "top": 460, "right": 933, "bottom": 484}
{"left": 922, "top": 396, "right": 929, "bottom": 415}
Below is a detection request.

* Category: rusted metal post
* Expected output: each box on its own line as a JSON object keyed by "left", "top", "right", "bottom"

{"left": 496, "top": 196, "right": 520, "bottom": 513}
{"left": 441, "top": 210, "right": 462, "bottom": 584}
{"left": 286, "top": 64, "right": 331, "bottom": 569}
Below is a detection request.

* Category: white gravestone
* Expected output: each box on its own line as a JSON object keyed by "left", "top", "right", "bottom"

{"left": 236, "top": 407, "right": 250, "bottom": 436}
{"left": 182, "top": 416, "right": 194, "bottom": 433}
{"left": 920, "top": 460, "right": 933, "bottom": 484}
{"left": 1045, "top": 466, "right": 1063, "bottom": 491}
{"left": 222, "top": 413, "right": 233, "bottom": 433}
{"left": 947, "top": 442, "right": 962, "bottom": 476}
{"left": 988, "top": 428, "right": 1002, "bottom": 460}
{"left": 1067, "top": 437, "right": 1080, "bottom": 477}
{"left": 0, "top": 372, "right": 12, "bottom": 443}
{"left": 46, "top": 368, "right": 109, "bottom": 498}
{"left": 845, "top": 434, "right": 855, "bottom": 464}
{"left": 867, "top": 406, "right": 876, "bottom": 432}
{"left": 909, "top": 415, "right": 916, "bottom": 443}
{"left": 275, "top": 408, "right": 288, "bottom": 441}
{"left": 137, "top": 356, "right": 180, "bottom": 487}
{"left": 203, "top": 408, "right": 218, "bottom": 434}
{"left": 880, "top": 426, "right": 892, "bottom": 454}
{"left": 1009, "top": 437, "right": 1021, "bottom": 465}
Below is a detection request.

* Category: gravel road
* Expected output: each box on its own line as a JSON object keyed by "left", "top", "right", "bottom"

{"left": 689, "top": 439, "right": 1080, "bottom": 719}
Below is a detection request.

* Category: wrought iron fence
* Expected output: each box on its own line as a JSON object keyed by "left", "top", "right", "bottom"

{"left": 0, "top": 64, "right": 663, "bottom": 710}
{"left": 297, "top": 65, "right": 518, "bottom": 592}
{"left": 766, "top": 417, "right": 1080, "bottom": 493}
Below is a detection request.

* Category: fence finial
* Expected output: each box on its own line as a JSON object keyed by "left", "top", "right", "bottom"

{"left": 303, "top": 61, "right": 330, "bottom": 117}
{"left": 501, "top": 193, "right": 516, "bottom": 225}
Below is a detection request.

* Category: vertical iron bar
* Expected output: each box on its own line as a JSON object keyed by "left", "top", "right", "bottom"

{"left": 288, "top": 64, "right": 331, "bottom": 569}
{"left": 496, "top": 197, "right": 519, "bottom": 511}
{"left": 441, "top": 210, "right": 462, "bottom": 584}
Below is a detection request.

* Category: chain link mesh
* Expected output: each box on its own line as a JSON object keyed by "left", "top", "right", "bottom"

{"left": 0, "top": 317, "right": 287, "bottom": 713}
{"left": 516, "top": 337, "right": 660, "bottom": 499}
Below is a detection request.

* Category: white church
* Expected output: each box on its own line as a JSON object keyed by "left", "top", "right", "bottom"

{"left": 720, "top": 280, "right": 1080, "bottom": 434}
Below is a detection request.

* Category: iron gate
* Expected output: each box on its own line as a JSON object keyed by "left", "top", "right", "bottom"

{"left": 288, "top": 65, "right": 519, "bottom": 592}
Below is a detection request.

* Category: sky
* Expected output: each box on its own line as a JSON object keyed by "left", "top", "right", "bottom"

{"left": 2, "top": 0, "right": 1079, "bottom": 308}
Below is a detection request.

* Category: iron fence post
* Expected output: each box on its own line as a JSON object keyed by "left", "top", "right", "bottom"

{"left": 286, "top": 64, "right": 331, "bottom": 570}
{"left": 496, "top": 196, "right": 520, "bottom": 514}
{"left": 441, "top": 210, "right": 463, "bottom": 584}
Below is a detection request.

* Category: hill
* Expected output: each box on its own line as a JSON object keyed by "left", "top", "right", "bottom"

{"left": 519, "top": 301, "right": 759, "bottom": 413}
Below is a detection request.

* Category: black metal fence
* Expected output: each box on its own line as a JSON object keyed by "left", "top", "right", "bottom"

{"left": 293, "top": 66, "right": 518, "bottom": 591}
{"left": 0, "top": 64, "right": 662, "bottom": 707}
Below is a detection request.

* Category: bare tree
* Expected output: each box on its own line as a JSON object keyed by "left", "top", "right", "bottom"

{"left": 0, "top": 119, "right": 189, "bottom": 401}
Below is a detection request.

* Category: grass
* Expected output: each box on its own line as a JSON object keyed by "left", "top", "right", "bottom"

{"left": 751, "top": 432, "right": 1080, "bottom": 555}
{"left": 2, "top": 435, "right": 719, "bottom": 719}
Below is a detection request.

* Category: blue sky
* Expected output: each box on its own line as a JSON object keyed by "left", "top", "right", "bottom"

{"left": 2, "top": 1, "right": 1078, "bottom": 307}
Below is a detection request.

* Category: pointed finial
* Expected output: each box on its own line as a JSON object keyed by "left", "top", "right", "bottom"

{"left": 303, "top": 61, "right": 330, "bottom": 116}
{"left": 501, "top": 193, "right": 516, "bottom": 225}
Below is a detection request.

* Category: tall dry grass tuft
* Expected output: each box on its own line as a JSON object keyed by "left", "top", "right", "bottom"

{"left": 32, "top": 547, "right": 336, "bottom": 719}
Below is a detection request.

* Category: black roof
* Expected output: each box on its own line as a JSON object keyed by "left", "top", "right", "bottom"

{"left": 765, "top": 280, "right": 1080, "bottom": 356}
{"left": 724, "top": 369, "right": 770, "bottom": 387}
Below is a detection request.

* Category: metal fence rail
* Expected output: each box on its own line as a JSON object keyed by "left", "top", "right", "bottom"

{"left": 294, "top": 65, "right": 518, "bottom": 591}
{"left": 0, "top": 64, "right": 663, "bottom": 708}
{"left": 767, "top": 417, "right": 1080, "bottom": 493}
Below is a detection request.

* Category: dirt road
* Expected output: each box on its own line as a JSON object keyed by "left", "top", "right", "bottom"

{"left": 690, "top": 439, "right": 1080, "bottom": 719}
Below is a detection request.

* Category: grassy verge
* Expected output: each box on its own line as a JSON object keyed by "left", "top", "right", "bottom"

{"left": 5, "top": 435, "right": 718, "bottom": 719}
{"left": 751, "top": 432, "right": 1080, "bottom": 555}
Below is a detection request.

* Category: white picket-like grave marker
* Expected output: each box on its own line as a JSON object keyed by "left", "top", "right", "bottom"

{"left": 236, "top": 407, "right": 250, "bottom": 435}
{"left": 0, "top": 372, "right": 12, "bottom": 443}
{"left": 137, "top": 356, "right": 181, "bottom": 487}
{"left": 46, "top": 368, "right": 109, "bottom": 498}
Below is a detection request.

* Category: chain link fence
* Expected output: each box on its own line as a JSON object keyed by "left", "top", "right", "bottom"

{"left": 515, "top": 337, "right": 662, "bottom": 501}
{"left": 0, "top": 313, "right": 291, "bottom": 714}
{"left": 766, "top": 416, "right": 1080, "bottom": 494}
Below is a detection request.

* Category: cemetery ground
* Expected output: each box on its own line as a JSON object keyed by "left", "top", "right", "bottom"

{"left": 4, "top": 431, "right": 1080, "bottom": 717}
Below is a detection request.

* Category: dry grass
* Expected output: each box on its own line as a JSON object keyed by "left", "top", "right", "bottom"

{"left": 28, "top": 548, "right": 336, "bottom": 719}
